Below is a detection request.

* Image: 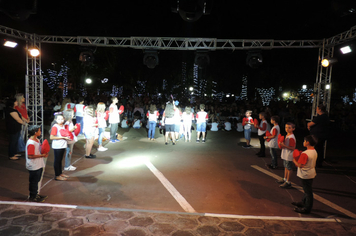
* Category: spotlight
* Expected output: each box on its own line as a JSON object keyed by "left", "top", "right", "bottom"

{"left": 85, "top": 78, "right": 92, "bottom": 84}
{"left": 171, "top": 0, "right": 213, "bottom": 22}
{"left": 143, "top": 50, "right": 159, "bottom": 69}
{"left": 340, "top": 46, "right": 352, "bottom": 54}
{"left": 321, "top": 57, "right": 337, "bottom": 68}
{"left": 79, "top": 50, "right": 94, "bottom": 65}
{"left": 28, "top": 48, "right": 40, "bottom": 57}
{"left": 246, "top": 50, "right": 263, "bottom": 69}
{"left": 194, "top": 50, "right": 210, "bottom": 69}
{"left": 3, "top": 40, "right": 17, "bottom": 48}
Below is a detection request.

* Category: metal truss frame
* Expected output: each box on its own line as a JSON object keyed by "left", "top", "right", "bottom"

{"left": 25, "top": 35, "right": 44, "bottom": 140}
{"left": 1, "top": 23, "right": 356, "bottom": 142}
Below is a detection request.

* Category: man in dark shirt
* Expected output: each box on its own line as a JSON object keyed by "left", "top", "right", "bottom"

{"left": 307, "top": 104, "right": 330, "bottom": 168}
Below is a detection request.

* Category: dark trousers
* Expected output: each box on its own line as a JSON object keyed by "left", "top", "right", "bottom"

{"left": 315, "top": 138, "right": 326, "bottom": 167}
{"left": 8, "top": 131, "right": 20, "bottom": 157}
{"left": 29, "top": 168, "right": 43, "bottom": 198}
{"left": 301, "top": 178, "right": 314, "bottom": 211}
{"left": 53, "top": 148, "right": 65, "bottom": 177}
{"left": 258, "top": 135, "right": 265, "bottom": 155}
{"left": 270, "top": 148, "right": 278, "bottom": 167}
{"left": 110, "top": 123, "right": 118, "bottom": 140}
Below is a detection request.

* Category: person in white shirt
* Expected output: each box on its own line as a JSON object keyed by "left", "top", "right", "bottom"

{"left": 146, "top": 104, "right": 159, "bottom": 140}
{"left": 196, "top": 104, "right": 208, "bottom": 143}
{"left": 96, "top": 102, "right": 108, "bottom": 151}
{"left": 182, "top": 106, "right": 194, "bottom": 141}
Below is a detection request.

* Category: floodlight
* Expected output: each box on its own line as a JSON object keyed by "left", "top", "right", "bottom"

{"left": 28, "top": 48, "right": 40, "bottom": 57}
{"left": 340, "top": 46, "right": 352, "bottom": 54}
{"left": 302, "top": 85, "right": 307, "bottom": 89}
{"left": 85, "top": 78, "right": 92, "bottom": 84}
{"left": 246, "top": 50, "right": 263, "bottom": 69}
{"left": 194, "top": 50, "right": 210, "bottom": 69}
{"left": 321, "top": 57, "right": 337, "bottom": 68}
{"left": 4, "top": 40, "right": 17, "bottom": 48}
{"left": 171, "top": 0, "right": 213, "bottom": 22}
{"left": 143, "top": 50, "right": 159, "bottom": 69}
{"left": 79, "top": 51, "right": 94, "bottom": 64}
{"left": 325, "top": 84, "right": 331, "bottom": 90}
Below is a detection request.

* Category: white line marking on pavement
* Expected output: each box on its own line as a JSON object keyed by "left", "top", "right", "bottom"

{"left": 251, "top": 165, "right": 356, "bottom": 219}
{"left": 0, "top": 201, "right": 346, "bottom": 223}
{"left": 144, "top": 159, "right": 196, "bottom": 213}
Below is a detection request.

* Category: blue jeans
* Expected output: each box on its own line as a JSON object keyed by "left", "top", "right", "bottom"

{"left": 270, "top": 148, "right": 278, "bottom": 167}
{"left": 148, "top": 121, "right": 156, "bottom": 139}
{"left": 110, "top": 123, "right": 118, "bottom": 140}
{"left": 64, "top": 143, "right": 74, "bottom": 168}
{"left": 244, "top": 128, "right": 251, "bottom": 141}
{"left": 98, "top": 128, "right": 105, "bottom": 145}
{"left": 76, "top": 116, "right": 83, "bottom": 134}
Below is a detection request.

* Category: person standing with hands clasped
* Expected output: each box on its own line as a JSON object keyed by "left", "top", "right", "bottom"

{"left": 292, "top": 135, "right": 318, "bottom": 214}
{"left": 50, "top": 114, "right": 70, "bottom": 181}
{"left": 255, "top": 112, "right": 267, "bottom": 157}
{"left": 26, "top": 125, "right": 48, "bottom": 202}
{"left": 277, "top": 122, "right": 296, "bottom": 188}
{"left": 265, "top": 116, "right": 280, "bottom": 169}
{"left": 242, "top": 110, "right": 253, "bottom": 148}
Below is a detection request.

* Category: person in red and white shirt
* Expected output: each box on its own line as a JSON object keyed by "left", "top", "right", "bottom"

{"left": 96, "top": 102, "right": 109, "bottom": 151}
{"left": 195, "top": 104, "right": 208, "bottom": 143}
{"left": 146, "top": 104, "right": 159, "bottom": 140}
{"left": 182, "top": 106, "right": 194, "bottom": 141}
{"left": 50, "top": 114, "right": 70, "bottom": 181}
{"left": 242, "top": 110, "right": 253, "bottom": 148}
{"left": 109, "top": 97, "right": 124, "bottom": 143}
{"left": 26, "top": 125, "right": 48, "bottom": 202}
{"left": 264, "top": 116, "right": 280, "bottom": 169}
{"left": 74, "top": 97, "right": 85, "bottom": 135}
{"left": 292, "top": 135, "right": 318, "bottom": 214}
{"left": 277, "top": 122, "right": 296, "bottom": 188}
{"left": 256, "top": 112, "right": 268, "bottom": 157}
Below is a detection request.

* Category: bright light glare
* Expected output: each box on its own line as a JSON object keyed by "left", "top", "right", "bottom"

{"left": 340, "top": 46, "right": 352, "bottom": 54}
{"left": 226, "top": 95, "right": 230, "bottom": 97}
{"left": 4, "top": 41, "right": 17, "bottom": 48}
{"left": 85, "top": 78, "right": 92, "bottom": 84}
{"left": 29, "top": 48, "right": 40, "bottom": 57}
{"left": 283, "top": 93, "right": 288, "bottom": 98}
{"left": 321, "top": 58, "right": 330, "bottom": 67}
{"left": 325, "top": 84, "right": 330, "bottom": 90}
{"left": 302, "top": 85, "right": 307, "bottom": 89}
{"left": 189, "top": 87, "right": 194, "bottom": 91}
{"left": 117, "top": 156, "right": 148, "bottom": 168}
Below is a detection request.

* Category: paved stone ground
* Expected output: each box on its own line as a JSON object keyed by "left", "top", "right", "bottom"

{"left": 1, "top": 202, "right": 356, "bottom": 236}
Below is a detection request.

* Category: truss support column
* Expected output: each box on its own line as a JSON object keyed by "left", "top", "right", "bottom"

{"left": 312, "top": 39, "right": 333, "bottom": 117}
{"left": 26, "top": 34, "right": 44, "bottom": 141}
{"left": 312, "top": 39, "right": 333, "bottom": 161}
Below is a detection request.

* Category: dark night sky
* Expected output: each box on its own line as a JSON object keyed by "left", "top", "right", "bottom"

{"left": 1, "top": 0, "right": 356, "bottom": 97}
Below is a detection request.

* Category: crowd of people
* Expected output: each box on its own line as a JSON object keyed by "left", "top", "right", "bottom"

{"left": 3, "top": 91, "right": 350, "bottom": 214}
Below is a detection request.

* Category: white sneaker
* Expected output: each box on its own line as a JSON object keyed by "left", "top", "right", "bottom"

{"left": 64, "top": 165, "right": 76, "bottom": 171}
{"left": 98, "top": 147, "right": 108, "bottom": 151}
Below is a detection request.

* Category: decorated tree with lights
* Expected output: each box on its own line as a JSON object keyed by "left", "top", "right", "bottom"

{"left": 42, "top": 62, "right": 69, "bottom": 97}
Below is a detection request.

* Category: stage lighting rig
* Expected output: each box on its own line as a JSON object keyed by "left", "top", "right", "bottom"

{"left": 194, "top": 50, "right": 210, "bottom": 69}
{"left": 246, "top": 50, "right": 263, "bottom": 69}
{"left": 143, "top": 50, "right": 159, "bottom": 69}
{"left": 171, "top": 0, "right": 213, "bottom": 22}
{"left": 0, "top": 0, "right": 37, "bottom": 21}
{"left": 79, "top": 49, "right": 94, "bottom": 66}
{"left": 321, "top": 57, "right": 337, "bottom": 68}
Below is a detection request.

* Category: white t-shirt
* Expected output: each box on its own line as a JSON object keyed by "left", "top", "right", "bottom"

{"left": 257, "top": 120, "right": 268, "bottom": 136}
{"left": 75, "top": 104, "right": 85, "bottom": 117}
{"left": 51, "top": 124, "right": 67, "bottom": 149}
{"left": 121, "top": 119, "right": 129, "bottom": 128}
{"left": 26, "top": 139, "right": 45, "bottom": 171}
{"left": 147, "top": 111, "right": 159, "bottom": 122}
{"left": 224, "top": 121, "right": 232, "bottom": 131}
{"left": 97, "top": 112, "right": 107, "bottom": 128}
{"left": 196, "top": 111, "right": 208, "bottom": 123}
{"left": 83, "top": 115, "right": 97, "bottom": 134}
{"left": 211, "top": 122, "right": 219, "bottom": 131}
{"left": 268, "top": 125, "right": 280, "bottom": 149}
{"left": 281, "top": 134, "right": 296, "bottom": 161}
{"left": 297, "top": 149, "right": 318, "bottom": 179}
